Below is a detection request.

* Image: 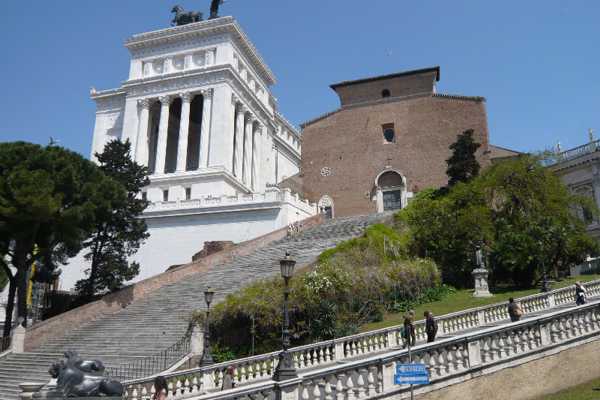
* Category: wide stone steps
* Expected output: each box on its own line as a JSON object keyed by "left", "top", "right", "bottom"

{"left": 0, "top": 214, "right": 387, "bottom": 400}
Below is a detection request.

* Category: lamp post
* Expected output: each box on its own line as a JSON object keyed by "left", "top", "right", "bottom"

{"left": 199, "top": 287, "right": 215, "bottom": 367}
{"left": 273, "top": 252, "right": 298, "bottom": 381}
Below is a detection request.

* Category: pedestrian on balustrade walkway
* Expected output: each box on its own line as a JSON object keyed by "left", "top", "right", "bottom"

{"left": 403, "top": 310, "right": 416, "bottom": 348}
{"left": 221, "top": 366, "right": 236, "bottom": 390}
{"left": 575, "top": 282, "right": 587, "bottom": 305}
{"left": 424, "top": 311, "right": 438, "bottom": 343}
{"left": 153, "top": 376, "right": 168, "bottom": 400}
{"left": 507, "top": 297, "right": 523, "bottom": 322}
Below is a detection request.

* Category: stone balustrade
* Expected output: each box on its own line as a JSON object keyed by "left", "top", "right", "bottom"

{"left": 120, "top": 279, "right": 600, "bottom": 400}
{"left": 126, "top": 299, "right": 600, "bottom": 400}
{"left": 145, "top": 188, "right": 317, "bottom": 216}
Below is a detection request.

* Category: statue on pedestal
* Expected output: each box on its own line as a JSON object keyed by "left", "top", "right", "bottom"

{"left": 472, "top": 246, "right": 492, "bottom": 297}
{"left": 210, "top": 0, "right": 225, "bottom": 19}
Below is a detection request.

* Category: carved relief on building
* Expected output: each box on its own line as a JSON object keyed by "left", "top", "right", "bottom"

{"left": 141, "top": 47, "right": 217, "bottom": 78}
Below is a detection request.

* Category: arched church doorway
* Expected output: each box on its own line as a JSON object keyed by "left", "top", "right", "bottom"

{"left": 375, "top": 170, "right": 405, "bottom": 212}
{"left": 318, "top": 195, "right": 334, "bottom": 219}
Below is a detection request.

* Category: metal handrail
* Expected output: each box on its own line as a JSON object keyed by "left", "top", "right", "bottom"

{"left": 107, "top": 333, "right": 191, "bottom": 381}
{"left": 545, "top": 139, "right": 600, "bottom": 166}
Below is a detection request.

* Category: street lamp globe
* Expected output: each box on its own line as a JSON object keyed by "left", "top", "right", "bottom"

{"left": 280, "top": 252, "right": 296, "bottom": 280}
{"left": 204, "top": 287, "right": 215, "bottom": 307}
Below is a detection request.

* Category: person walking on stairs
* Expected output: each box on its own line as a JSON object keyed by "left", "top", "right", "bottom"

{"left": 153, "top": 376, "right": 168, "bottom": 400}
{"left": 575, "top": 282, "right": 587, "bottom": 305}
{"left": 507, "top": 297, "right": 523, "bottom": 322}
{"left": 424, "top": 311, "right": 438, "bottom": 343}
{"left": 221, "top": 366, "right": 236, "bottom": 390}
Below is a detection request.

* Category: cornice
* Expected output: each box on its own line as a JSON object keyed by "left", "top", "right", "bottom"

{"left": 124, "top": 17, "right": 276, "bottom": 86}
{"left": 143, "top": 201, "right": 284, "bottom": 219}
{"left": 550, "top": 152, "right": 600, "bottom": 173}
{"left": 90, "top": 88, "right": 126, "bottom": 100}
{"left": 147, "top": 167, "right": 253, "bottom": 194}
{"left": 275, "top": 112, "right": 301, "bottom": 139}
{"left": 274, "top": 137, "right": 301, "bottom": 163}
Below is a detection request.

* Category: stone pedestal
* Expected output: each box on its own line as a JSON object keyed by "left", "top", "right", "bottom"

{"left": 190, "top": 324, "right": 205, "bottom": 355}
{"left": 11, "top": 324, "right": 26, "bottom": 353}
{"left": 472, "top": 268, "right": 492, "bottom": 297}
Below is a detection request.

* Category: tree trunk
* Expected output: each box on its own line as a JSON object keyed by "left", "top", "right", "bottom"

{"left": 15, "top": 266, "right": 29, "bottom": 328}
{"left": 2, "top": 278, "right": 16, "bottom": 338}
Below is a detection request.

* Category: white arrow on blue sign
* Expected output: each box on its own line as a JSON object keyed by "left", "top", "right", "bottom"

{"left": 394, "top": 363, "right": 430, "bottom": 385}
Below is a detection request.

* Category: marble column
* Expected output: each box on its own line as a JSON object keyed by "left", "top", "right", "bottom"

{"left": 233, "top": 102, "right": 245, "bottom": 178}
{"left": 155, "top": 95, "right": 172, "bottom": 175}
{"left": 136, "top": 98, "right": 151, "bottom": 167}
{"left": 243, "top": 113, "right": 254, "bottom": 185}
{"left": 199, "top": 89, "right": 213, "bottom": 168}
{"left": 176, "top": 93, "right": 193, "bottom": 172}
{"left": 251, "top": 122, "right": 262, "bottom": 191}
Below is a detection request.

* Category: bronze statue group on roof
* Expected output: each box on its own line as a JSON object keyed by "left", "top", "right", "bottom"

{"left": 171, "top": 0, "right": 225, "bottom": 26}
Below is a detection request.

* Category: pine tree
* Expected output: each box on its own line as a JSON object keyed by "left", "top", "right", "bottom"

{"left": 0, "top": 142, "right": 116, "bottom": 337}
{"left": 446, "top": 129, "right": 482, "bottom": 186}
{"left": 76, "top": 140, "right": 150, "bottom": 300}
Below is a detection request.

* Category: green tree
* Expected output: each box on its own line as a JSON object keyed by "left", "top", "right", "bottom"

{"left": 446, "top": 129, "right": 482, "bottom": 186}
{"left": 0, "top": 142, "right": 120, "bottom": 337}
{"left": 401, "top": 155, "right": 598, "bottom": 288}
{"left": 75, "top": 140, "right": 149, "bottom": 300}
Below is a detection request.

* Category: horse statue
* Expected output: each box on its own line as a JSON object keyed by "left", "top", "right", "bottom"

{"left": 47, "top": 351, "right": 123, "bottom": 397}
{"left": 171, "top": 5, "right": 203, "bottom": 26}
{"left": 209, "top": 0, "right": 225, "bottom": 19}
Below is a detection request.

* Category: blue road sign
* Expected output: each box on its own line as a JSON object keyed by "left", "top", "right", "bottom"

{"left": 394, "top": 363, "right": 430, "bottom": 385}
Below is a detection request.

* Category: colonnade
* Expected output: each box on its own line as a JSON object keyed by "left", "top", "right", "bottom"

{"left": 136, "top": 88, "right": 213, "bottom": 175}
{"left": 232, "top": 96, "right": 263, "bottom": 191}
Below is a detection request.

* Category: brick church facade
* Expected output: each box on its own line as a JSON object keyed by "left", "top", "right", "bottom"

{"left": 293, "top": 66, "right": 507, "bottom": 218}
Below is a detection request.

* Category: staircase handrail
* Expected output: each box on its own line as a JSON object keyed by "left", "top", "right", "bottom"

{"left": 120, "top": 278, "right": 600, "bottom": 399}
{"left": 107, "top": 332, "right": 191, "bottom": 381}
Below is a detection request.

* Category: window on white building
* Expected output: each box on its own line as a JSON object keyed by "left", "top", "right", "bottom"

{"left": 162, "top": 189, "right": 169, "bottom": 202}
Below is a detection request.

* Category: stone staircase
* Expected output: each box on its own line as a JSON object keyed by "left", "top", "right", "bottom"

{"left": 0, "top": 214, "right": 387, "bottom": 400}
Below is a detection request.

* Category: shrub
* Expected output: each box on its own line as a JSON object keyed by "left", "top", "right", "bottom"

{"left": 196, "top": 226, "right": 442, "bottom": 358}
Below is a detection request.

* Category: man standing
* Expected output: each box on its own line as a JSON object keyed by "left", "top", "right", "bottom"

{"left": 424, "top": 311, "right": 438, "bottom": 343}
{"left": 507, "top": 297, "right": 523, "bottom": 322}
{"left": 403, "top": 310, "right": 416, "bottom": 348}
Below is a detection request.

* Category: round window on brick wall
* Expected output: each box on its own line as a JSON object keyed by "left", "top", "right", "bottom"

{"left": 383, "top": 128, "right": 395, "bottom": 143}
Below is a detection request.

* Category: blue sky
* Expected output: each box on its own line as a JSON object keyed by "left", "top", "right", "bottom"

{"left": 0, "top": 1, "right": 598, "bottom": 157}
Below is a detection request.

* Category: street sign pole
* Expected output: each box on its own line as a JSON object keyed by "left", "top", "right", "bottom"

{"left": 406, "top": 326, "right": 414, "bottom": 400}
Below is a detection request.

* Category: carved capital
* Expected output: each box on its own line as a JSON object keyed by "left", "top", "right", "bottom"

{"left": 159, "top": 95, "right": 172, "bottom": 105}
{"left": 137, "top": 98, "right": 151, "bottom": 109}
{"left": 231, "top": 93, "right": 240, "bottom": 105}
{"left": 201, "top": 88, "right": 214, "bottom": 100}
{"left": 245, "top": 112, "right": 255, "bottom": 123}
{"left": 180, "top": 92, "right": 194, "bottom": 103}
{"left": 237, "top": 104, "right": 248, "bottom": 114}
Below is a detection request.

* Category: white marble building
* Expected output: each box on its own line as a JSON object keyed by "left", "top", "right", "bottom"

{"left": 60, "top": 17, "right": 316, "bottom": 289}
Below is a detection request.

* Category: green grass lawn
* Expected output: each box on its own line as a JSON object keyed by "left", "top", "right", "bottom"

{"left": 361, "top": 274, "right": 600, "bottom": 332}
{"left": 537, "top": 377, "right": 600, "bottom": 399}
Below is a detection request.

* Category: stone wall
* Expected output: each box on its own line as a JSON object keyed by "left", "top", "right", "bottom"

{"left": 416, "top": 337, "right": 600, "bottom": 400}
{"left": 301, "top": 94, "right": 490, "bottom": 217}
{"left": 24, "top": 214, "right": 324, "bottom": 351}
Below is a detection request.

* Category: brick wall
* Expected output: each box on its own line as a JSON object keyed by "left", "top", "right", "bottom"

{"left": 301, "top": 94, "right": 490, "bottom": 217}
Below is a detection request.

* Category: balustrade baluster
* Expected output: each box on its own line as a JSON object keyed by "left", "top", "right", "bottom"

{"left": 300, "top": 384, "right": 310, "bottom": 400}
